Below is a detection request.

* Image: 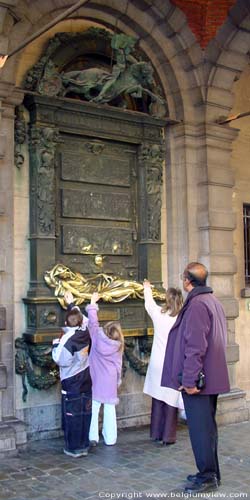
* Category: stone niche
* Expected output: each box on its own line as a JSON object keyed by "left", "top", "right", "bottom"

{"left": 14, "top": 29, "right": 170, "bottom": 434}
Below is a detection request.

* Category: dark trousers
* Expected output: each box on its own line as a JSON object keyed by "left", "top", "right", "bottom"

{"left": 183, "top": 393, "right": 220, "bottom": 482}
{"left": 62, "top": 391, "right": 92, "bottom": 451}
{"left": 150, "top": 397, "right": 178, "bottom": 443}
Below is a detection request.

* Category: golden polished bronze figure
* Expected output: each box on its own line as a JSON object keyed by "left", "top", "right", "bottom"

{"left": 44, "top": 264, "right": 165, "bottom": 308}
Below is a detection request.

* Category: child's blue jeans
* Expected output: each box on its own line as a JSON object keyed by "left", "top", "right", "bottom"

{"left": 62, "top": 391, "right": 92, "bottom": 451}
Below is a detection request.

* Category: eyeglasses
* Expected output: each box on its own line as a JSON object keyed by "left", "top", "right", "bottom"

{"left": 180, "top": 273, "right": 187, "bottom": 280}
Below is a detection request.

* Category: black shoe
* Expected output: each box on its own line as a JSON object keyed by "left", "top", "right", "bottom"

{"left": 63, "top": 448, "right": 88, "bottom": 457}
{"left": 187, "top": 474, "right": 198, "bottom": 482}
{"left": 185, "top": 478, "right": 218, "bottom": 494}
{"left": 187, "top": 474, "right": 221, "bottom": 486}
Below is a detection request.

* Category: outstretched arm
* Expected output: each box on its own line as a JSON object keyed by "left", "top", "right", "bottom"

{"left": 64, "top": 290, "right": 88, "bottom": 330}
{"left": 143, "top": 280, "right": 158, "bottom": 319}
{"left": 85, "top": 292, "right": 100, "bottom": 337}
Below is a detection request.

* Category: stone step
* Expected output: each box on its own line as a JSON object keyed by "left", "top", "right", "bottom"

{"left": 0, "top": 418, "right": 27, "bottom": 456}
{"left": 217, "top": 388, "right": 249, "bottom": 425}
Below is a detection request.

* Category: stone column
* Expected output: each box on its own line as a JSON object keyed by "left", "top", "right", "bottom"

{"left": 166, "top": 120, "right": 248, "bottom": 423}
{"left": 0, "top": 90, "right": 8, "bottom": 417}
{"left": 197, "top": 123, "right": 249, "bottom": 421}
{"left": 0, "top": 82, "right": 27, "bottom": 451}
{"left": 165, "top": 124, "right": 190, "bottom": 286}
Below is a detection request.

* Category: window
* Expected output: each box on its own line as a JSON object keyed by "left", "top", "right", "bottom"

{"left": 243, "top": 204, "right": 250, "bottom": 286}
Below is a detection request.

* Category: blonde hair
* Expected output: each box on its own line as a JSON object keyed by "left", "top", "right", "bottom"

{"left": 103, "top": 321, "right": 124, "bottom": 353}
{"left": 161, "top": 287, "right": 183, "bottom": 317}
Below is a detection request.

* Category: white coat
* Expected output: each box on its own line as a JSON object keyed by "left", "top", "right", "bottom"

{"left": 143, "top": 287, "right": 184, "bottom": 409}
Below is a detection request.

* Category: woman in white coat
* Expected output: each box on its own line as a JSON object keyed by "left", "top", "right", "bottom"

{"left": 143, "top": 281, "right": 184, "bottom": 445}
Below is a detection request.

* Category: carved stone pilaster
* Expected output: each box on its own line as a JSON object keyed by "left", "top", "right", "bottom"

{"left": 138, "top": 141, "right": 164, "bottom": 284}
{"left": 0, "top": 84, "right": 27, "bottom": 452}
{"left": 27, "top": 124, "right": 61, "bottom": 296}
{"left": 14, "top": 105, "right": 26, "bottom": 168}
{"left": 29, "top": 125, "right": 60, "bottom": 237}
{"left": 138, "top": 142, "right": 164, "bottom": 241}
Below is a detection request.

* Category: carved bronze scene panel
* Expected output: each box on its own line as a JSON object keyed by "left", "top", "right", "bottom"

{"left": 17, "top": 30, "right": 167, "bottom": 401}
{"left": 62, "top": 225, "right": 133, "bottom": 255}
{"left": 56, "top": 134, "right": 138, "bottom": 277}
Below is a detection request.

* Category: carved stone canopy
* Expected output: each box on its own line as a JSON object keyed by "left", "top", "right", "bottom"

{"left": 23, "top": 28, "right": 167, "bottom": 118}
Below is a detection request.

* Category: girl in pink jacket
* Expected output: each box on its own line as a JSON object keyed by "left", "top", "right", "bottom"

{"left": 86, "top": 292, "right": 124, "bottom": 446}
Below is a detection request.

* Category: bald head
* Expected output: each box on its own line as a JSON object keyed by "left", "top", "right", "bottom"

{"left": 184, "top": 262, "right": 208, "bottom": 287}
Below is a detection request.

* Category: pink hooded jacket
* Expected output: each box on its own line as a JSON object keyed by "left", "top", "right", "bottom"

{"left": 86, "top": 304, "right": 122, "bottom": 405}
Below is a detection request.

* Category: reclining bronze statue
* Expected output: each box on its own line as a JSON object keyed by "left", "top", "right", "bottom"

{"left": 44, "top": 264, "right": 165, "bottom": 308}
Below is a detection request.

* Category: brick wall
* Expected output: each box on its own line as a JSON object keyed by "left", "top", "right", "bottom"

{"left": 171, "top": 0, "right": 236, "bottom": 48}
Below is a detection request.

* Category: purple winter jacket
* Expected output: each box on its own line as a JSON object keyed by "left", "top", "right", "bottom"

{"left": 161, "top": 286, "right": 230, "bottom": 395}
{"left": 86, "top": 304, "right": 122, "bottom": 405}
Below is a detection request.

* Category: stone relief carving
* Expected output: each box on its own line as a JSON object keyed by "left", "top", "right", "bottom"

{"left": 139, "top": 143, "right": 164, "bottom": 241}
{"left": 14, "top": 106, "right": 27, "bottom": 168}
{"left": 85, "top": 142, "right": 105, "bottom": 155}
{"left": 124, "top": 337, "right": 153, "bottom": 376}
{"left": 58, "top": 60, "right": 163, "bottom": 112}
{"left": 27, "top": 306, "right": 36, "bottom": 327}
{"left": 15, "top": 335, "right": 152, "bottom": 398}
{"left": 19, "top": 27, "right": 166, "bottom": 396}
{"left": 62, "top": 188, "right": 131, "bottom": 221}
{"left": 39, "top": 309, "right": 57, "bottom": 327}
{"left": 62, "top": 225, "right": 133, "bottom": 256}
{"left": 24, "top": 29, "right": 166, "bottom": 118}
{"left": 29, "top": 126, "right": 61, "bottom": 235}
{"left": 24, "top": 28, "right": 111, "bottom": 91}
{"left": 15, "top": 338, "right": 59, "bottom": 402}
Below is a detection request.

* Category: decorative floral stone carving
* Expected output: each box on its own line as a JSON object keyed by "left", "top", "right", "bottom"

{"left": 14, "top": 106, "right": 27, "bottom": 168}
{"left": 29, "top": 125, "right": 61, "bottom": 235}
{"left": 15, "top": 338, "right": 59, "bottom": 402}
{"left": 138, "top": 143, "right": 164, "bottom": 241}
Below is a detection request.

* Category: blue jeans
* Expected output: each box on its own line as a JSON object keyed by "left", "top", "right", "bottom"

{"left": 62, "top": 391, "right": 92, "bottom": 451}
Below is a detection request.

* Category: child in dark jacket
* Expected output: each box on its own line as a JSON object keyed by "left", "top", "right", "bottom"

{"left": 52, "top": 303, "right": 92, "bottom": 458}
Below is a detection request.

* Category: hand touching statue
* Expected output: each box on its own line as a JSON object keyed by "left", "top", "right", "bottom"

{"left": 64, "top": 291, "right": 74, "bottom": 305}
{"left": 91, "top": 292, "right": 99, "bottom": 304}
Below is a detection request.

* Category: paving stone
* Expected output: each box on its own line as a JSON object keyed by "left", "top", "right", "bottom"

{"left": 0, "top": 422, "right": 249, "bottom": 498}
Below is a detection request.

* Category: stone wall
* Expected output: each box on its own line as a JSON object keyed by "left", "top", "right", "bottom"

{"left": 230, "top": 64, "right": 250, "bottom": 403}
{"left": 0, "top": 0, "right": 250, "bottom": 447}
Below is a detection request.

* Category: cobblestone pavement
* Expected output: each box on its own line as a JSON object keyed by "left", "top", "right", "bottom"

{"left": 0, "top": 421, "right": 249, "bottom": 500}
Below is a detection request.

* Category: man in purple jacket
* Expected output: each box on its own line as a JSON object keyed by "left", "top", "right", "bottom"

{"left": 161, "top": 262, "right": 230, "bottom": 494}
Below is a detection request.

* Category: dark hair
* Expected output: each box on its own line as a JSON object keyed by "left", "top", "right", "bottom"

{"left": 184, "top": 271, "right": 205, "bottom": 287}
{"left": 65, "top": 307, "right": 83, "bottom": 328}
{"left": 161, "top": 287, "right": 183, "bottom": 317}
{"left": 184, "top": 262, "right": 208, "bottom": 287}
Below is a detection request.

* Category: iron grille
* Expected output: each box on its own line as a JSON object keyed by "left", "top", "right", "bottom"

{"left": 243, "top": 204, "right": 250, "bottom": 285}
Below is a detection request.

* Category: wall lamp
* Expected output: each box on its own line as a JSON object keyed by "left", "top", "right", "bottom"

{"left": 0, "top": 0, "right": 90, "bottom": 69}
{"left": 217, "top": 111, "right": 250, "bottom": 125}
